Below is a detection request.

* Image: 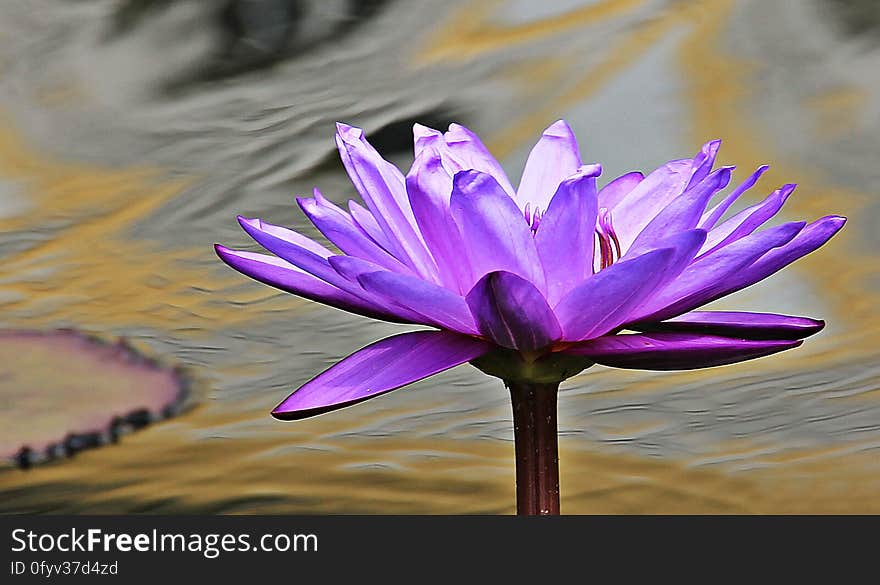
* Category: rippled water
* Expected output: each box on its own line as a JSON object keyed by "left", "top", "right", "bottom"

{"left": 1, "top": 0, "right": 879, "bottom": 513}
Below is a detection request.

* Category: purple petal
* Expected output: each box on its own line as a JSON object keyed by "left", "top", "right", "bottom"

{"left": 535, "top": 165, "right": 601, "bottom": 305}
{"left": 348, "top": 200, "right": 393, "bottom": 251}
{"left": 632, "top": 311, "right": 824, "bottom": 340}
{"left": 325, "top": 256, "right": 431, "bottom": 332}
{"left": 632, "top": 221, "right": 806, "bottom": 321}
{"left": 336, "top": 123, "right": 411, "bottom": 223}
{"left": 235, "top": 216, "right": 330, "bottom": 284}
{"left": 326, "top": 256, "right": 455, "bottom": 325}
{"left": 445, "top": 124, "right": 514, "bottom": 192}
{"left": 320, "top": 255, "right": 431, "bottom": 324}
{"left": 516, "top": 120, "right": 582, "bottom": 211}
{"left": 687, "top": 139, "right": 722, "bottom": 188}
{"left": 240, "top": 211, "right": 409, "bottom": 279}
{"left": 611, "top": 158, "right": 696, "bottom": 251}
{"left": 235, "top": 216, "right": 387, "bottom": 303}
{"left": 720, "top": 215, "right": 847, "bottom": 296}
{"left": 465, "top": 271, "right": 562, "bottom": 350}
{"left": 450, "top": 170, "right": 545, "bottom": 291}
{"left": 625, "top": 229, "right": 708, "bottom": 315}
{"left": 237, "top": 215, "right": 332, "bottom": 257}
{"left": 235, "top": 217, "right": 430, "bottom": 325}
{"left": 413, "top": 122, "right": 443, "bottom": 150}
{"left": 271, "top": 331, "right": 490, "bottom": 420}
{"left": 336, "top": 123, "right": 438, "bottom": 280}
{"left": 406, "top": 147, "right": 473, "bottom": 292}
{"left": 553, "top": 247, "right": 677, "bottom": 341}
{"left": 358, "top": 270, "right": 478, "bottom": 334}
{"left": 327, "top": 254, "right": 385, "bottom": 282}
{"left": 700, "top": 165, "right": 770, "bottom": 229}
{"left": 414, "top": 123, "right": 517, "bottom": 198}
{"left": 299, "top": 191, "right": 413, "bottom": 273}
{"left": 564, "top": 331, "right": 802, "bottom": 370}
{"left": 214, "top": 244, "right": 399, "bottom": 322}
{"left": 626, "top": 166, "right": 733, "bottom": 257}
{"left": 699, "top": 183, "right": 795, "bottom": 256}
{"left": 597, "top": 171, "right": 644, "bottom": 211}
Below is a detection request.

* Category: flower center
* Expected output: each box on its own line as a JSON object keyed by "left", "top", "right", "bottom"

{"left": 523, "top": 202, "right": 543, "bottom": 233}
{"left": 525, "top": 203, "right": 621, "bottom": 271}
{"left": 594, "top": 208, "right": 621, "bottom": 272}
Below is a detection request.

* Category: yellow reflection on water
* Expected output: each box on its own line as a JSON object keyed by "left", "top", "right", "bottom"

{"left": 0, "top": 114, "right": 306, "bottom": 332}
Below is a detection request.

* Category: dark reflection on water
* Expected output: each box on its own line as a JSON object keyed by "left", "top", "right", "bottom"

{"left": 0, "top": 0, "right": 879, "bottom": 513}
{"left": 822, "top": 0, "right": 880, "bottom": 39}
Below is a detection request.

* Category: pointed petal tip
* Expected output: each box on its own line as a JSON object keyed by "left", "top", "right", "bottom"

{"left": 778, "top": 338, "right": 804, "bottom": 351}
{"left": 212, "top": 243, "right": 261, "bottom": 266}
{"left": 236, "top": 215, "right": 259, "bottom": 230}
{"left": 816, "top": 214, "right": 848, "bottom": 238}
{"left": 413, "top": 122, "right": 441, "bottom": 141}
{"left": 269, "top": 399, "right": 349, "bottom": 421}
{"left": 701, "top": 165, "right": 734, "bottom": 188}
{"left": 334, "top": 121, "right": 358, "bottom": 133}
{"left": 236, "top": 216, "right": 267, "bottom": 242}
{"left": 790, "top": 219, "right": 808, "bottom": 233}
{"left": 711, "top": 165, "right": 735, "bottom": 185}
{"left": 214, "top": 243, "right": 249, "bottom": 269}
{"left": 808, "top": 318, "right": 826, "bottom": 335}
{"left": 335, "top": 122, "right": 365, "bottom": 144}
{"left": 544, "top": 119, "right": 575, "bottom": 137}
{"left": 214, "top": 243, "right": 247, "bottom": 262}
{"left": 575, "top": 163, "right": 603, "bottom": 178}
{"left": 743, "top": 164, "right": 770, "bottom": 180}
{"left": 443, "top": 122, "right": 477, "bottom": 144}
{"left": 270, "top": 401, "right": 327, "bottom": 421}
{"left": 695, "top": 139, "right": 722, "bottom": 160}
{"left": 270, "top": 404, "right": 290, "bottom": 419}
{"left": 296, "top": 195, "right": 317, "bottom": 211}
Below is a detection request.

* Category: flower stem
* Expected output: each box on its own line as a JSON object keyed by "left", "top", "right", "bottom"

{"left": 506, "top": 380, "right": 560, "bottom": 515}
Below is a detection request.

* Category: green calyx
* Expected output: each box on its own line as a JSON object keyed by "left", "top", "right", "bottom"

{"left": 470, "top": 347, "right": 593, "bottom": 384}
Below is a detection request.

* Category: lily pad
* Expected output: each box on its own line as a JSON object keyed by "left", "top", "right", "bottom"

{"left": 0, "top": 329, "right": 192, "bottom": 468}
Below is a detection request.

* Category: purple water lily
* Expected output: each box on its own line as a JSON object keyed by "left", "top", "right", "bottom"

{"left": 216, "top": 120, "right": 844, "bottom": 514}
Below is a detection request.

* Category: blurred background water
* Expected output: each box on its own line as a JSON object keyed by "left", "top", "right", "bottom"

{"left": 1, "top": 0, "right": 879, "bottom": 513}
